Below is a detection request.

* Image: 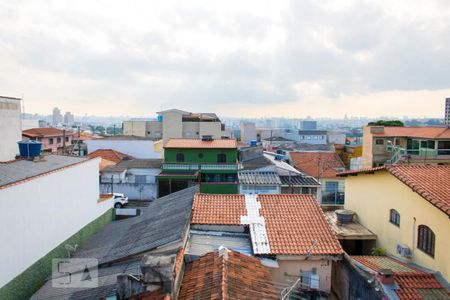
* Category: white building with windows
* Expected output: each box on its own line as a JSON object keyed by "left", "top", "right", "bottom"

{"left": 100, "top": 159, "right": 162, "bottom": 200}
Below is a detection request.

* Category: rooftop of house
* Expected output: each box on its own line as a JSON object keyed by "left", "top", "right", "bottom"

{"left": 238, "top": 171, "right": 281, "bottom": 185}
{"left": 241, "top": 155, "right": 273, "bottom": 170}
{"left": 290, "top": 151, "right": 345, "bottom": 178}
{"left": 263, "top": 152, "right": 303, "bottom": 176}
{"left": 279, "top": 175, "right": 321, "bottom": 187}
{"left": 22, "top": 127, "right": 74, "bottom": 138}
{"left": 338, "top": 165, "right": 450, "bottom": 216}
{"left": 32, "top": 186, "right": 198, "bottom": 300}
{"left": 191, "top": 193, "right": 343, "bottom": 256}
{"left": 0, "top": 95, "right": 21, "bottom": 100}
{"left": 0, "top": 155, "right": 91, "bottom": 189}
{"left": 178, "top": 248, "right": 278, "bottom": 300}
{"left": 323, "top": 211, "right": 377, "bottom": 240}
{"left": 351, "top": 256, "right": 449, "bottom": 300}
{"left": 369, "top": 126, "right": 450, "bottom": 139}
{"left": 87, "top": 149, "right": 131, "bottom": 164}
{"left": 102, "top": 158, "right": 163, "bottom": 172}
{"left": 157, "top": 109, "right": 220, "bottom": 121}
{"left": 297, "top": 130, "right": 327, "bottom": 135}
{"left": 90, "top": 135, "right": 160, "bottom": 141}
{"left": 164, "top": 138, "right": 237, "bottom": 149}
{"left": 263, "top": 136, "right": 295, "bottom": 142}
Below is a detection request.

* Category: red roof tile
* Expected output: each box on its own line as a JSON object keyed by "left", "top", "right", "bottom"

{"left": 192, "top": 193, "right": 343, "bottom": 255}
{"left": 339, "top": 165, "right": 450, "bottom": 216}
{"left": 22, "top": 127, "right": 73, "bottom": 138}
{"left": 178, "top": 249, "right": 278, "bottom": 300}
{"left": 87, "top": 149, "right": 131, "bottom": 163}
{"left": 352, "top": 256, "right": 449, "bottom": 300}
{"left": 164, "top": 138, "right": 237, "bottom": 149}
{"left": 370, "top": 126, "right": 450, "bottom": 139}
{"left": 290, "top": 151, "right": 345, "bottom": 178}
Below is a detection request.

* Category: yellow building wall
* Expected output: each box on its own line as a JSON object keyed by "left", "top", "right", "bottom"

{"left": 344, "top": 172, "right": 450, "bottom": 281}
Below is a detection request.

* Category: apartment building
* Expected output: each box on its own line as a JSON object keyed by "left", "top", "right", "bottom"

{"left": 22, "top": 128, "right": 74, "bottom": 153}
{"left": 157, "top": 137, "right": 238, "bottom": 196}
{"left": 123, "top": 109, "right": 228, "bottom": 143}
{"left": 0, "top": 96, "right": 21, "bottom": 162}
{"left": 361, "top": 126, "right": 450, "bottom": 168}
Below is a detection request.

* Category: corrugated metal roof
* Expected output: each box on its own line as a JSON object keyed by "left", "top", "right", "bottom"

{"left": 238, "top": 171, "right": 281, "bottom": 185}
{"left": 279, "top": 175, "right": 320, "bottom": 186}
{"left": 0, "top": 155, "right": 89, "bottom": 188}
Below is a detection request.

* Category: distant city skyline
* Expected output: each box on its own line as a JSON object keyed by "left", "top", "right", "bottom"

{"left": 2, "top": 1, "right": 450, "bottom": 118}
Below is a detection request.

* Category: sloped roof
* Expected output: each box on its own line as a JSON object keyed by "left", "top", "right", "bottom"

{"left": 192, "top": 193, "right": 343, "bottom": 256}
{"left": 178, "top": 249, "right": 278, "bottom": 300}
{"left": 352, "top": 256, "right": 449, "bottom": 300}
{"left": 338, "top": 165, "right": 450, "bottom": 216}
{"left": 164, "top": 138, "right": 237, "bottom": 149}
{"left": 370, "top": 126, "right": 450, "bottom": 139}
{"left": 241, "top": 155, "right": 273, "bottom": 170}
{"left": 290, "top": 151, "right": 345, "bottom": 178}
{"left": 279, "top": 175, "right": 320, "bottom": 186}
{"left": 32, "top": 186, "right": 198, "bottom": 300}
{"left": 0, "top": 155, "right": 90, "bottom": 189}
{"left": 22, "top": 127, "right": 72, "bottom": 137}
{"left": 87, "top": 149, "right": 131, "bottom": 163}
{"left": 238, "top": 171, "right": 281, "bottom": 185}
{"left": 102, "top": 159, "right": 162, "bottom": 172}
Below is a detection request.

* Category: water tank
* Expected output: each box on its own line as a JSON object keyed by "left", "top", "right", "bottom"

{"left": 157, "top": 115, "right": 163, "bottom": 122}
{"left": 335, "top": 209, "right": 355, "bottom": 223}
{"left": 249, "top": 140, "right": 257, "bottom": 147}
{"left": 18, "top": 140, "right": 42, "bottom": 158}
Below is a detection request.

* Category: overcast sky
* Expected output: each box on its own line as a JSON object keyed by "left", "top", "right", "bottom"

{"left": 1, "top": 0, "right": 449, "bottom": 118}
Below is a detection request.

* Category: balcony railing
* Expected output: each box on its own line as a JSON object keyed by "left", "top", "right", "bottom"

{"left": 387, "top": 145, "right": 450, "bottom": 164}
{"left": 162, "top": 163, "right": 238, "bottom": 171}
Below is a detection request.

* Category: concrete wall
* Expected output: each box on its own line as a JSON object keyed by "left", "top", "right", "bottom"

{"left": 327, "top": 131, "right": 346, "bottom": 145}
{"left": 269, "top": 255, "right": 333, "bottom": 292}
{"left": 101, "top": 168, "right": 159, "bottom": 200}
{"left": 0, "top": 158, "right": 112, "bottom": 288}
{"left": 162, "top": 112, "right": 183, "bottom": 143}
{"left": 240, "top": 123, "right": 257, "bottom": 143}
{"left": 361, "top": 126, "right": 374, "bottom": 168}
{"left": 344, "top": 171, "right": 450, "bottom": 281}
{"left": 123, "top": 121, "right": 147, "bottom": 137}
{"left": 0, "top": 97, "right": 21, "bottom": 162}
{"left": 199, "top": 121, "right": 222, "bottom": 139}
{"left": 86, "top": 139, "right": 161, "bottom": 159}
{"left": 182, "top": 122, "right": 200, "bottom": 138}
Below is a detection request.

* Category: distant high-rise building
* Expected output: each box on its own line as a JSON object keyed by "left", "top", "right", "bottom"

{"left": 52, "top": 107, "right": 63, "bottom": 125}
{"left": 299, "top": 120, "right": 317, "bottom": 130}
{"left": 445, "top": 98, "right": 450, "bottom": 125}
{"left": 64, "top": 111, "right": 75, "bottom": 125}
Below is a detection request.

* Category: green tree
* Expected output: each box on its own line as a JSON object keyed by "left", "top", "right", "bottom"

{"left": 368, "top": 120, "right": 404, "bottom": 127}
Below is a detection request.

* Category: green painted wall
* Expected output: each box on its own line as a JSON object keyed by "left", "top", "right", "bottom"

{"left": 0, "top": 209, "right": 114, "bottom": 300}
{"left": 200, "top": 183, "right": 238, "bottom": 194}
{"left": 165, "top": 148, "right": 238, "bottom": 164}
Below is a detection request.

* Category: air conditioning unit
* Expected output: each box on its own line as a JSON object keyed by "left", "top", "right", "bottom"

{"left": 396, "top": 243, "right": 412, "bottom": 258}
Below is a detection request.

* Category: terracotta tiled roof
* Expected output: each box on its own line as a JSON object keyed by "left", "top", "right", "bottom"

{"left": 352, "top": 256, "right": 449, "bottom": 300}
{"left": 338, "top": 165, "right": 450, "bottom": 216}
{"left": 87, "top": 149, "right": 131, "bottom": 163}
{"left": 370, "top": 126, "right": 450, "bottom": 139}
{"left": 178, "top": 249, "right": 278, "bottom": 300}
{"left": 164, "top": 138, "right": 237, "bottom": 149}
{"left": 22, "top": 127, "right": 73, "bottom": 137}
{"left": 289, "top": 151, "right": 345, "bottom": 178}
{"left": 192, "top": 193, "right": 343, "bottom": 255}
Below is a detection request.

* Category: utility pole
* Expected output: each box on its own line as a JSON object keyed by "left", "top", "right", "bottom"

{"left": 113, "top": 124, "right": 116, "bottom": 136}
{"left": 62, "top": 128, "right": 66, "bottom": 154}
